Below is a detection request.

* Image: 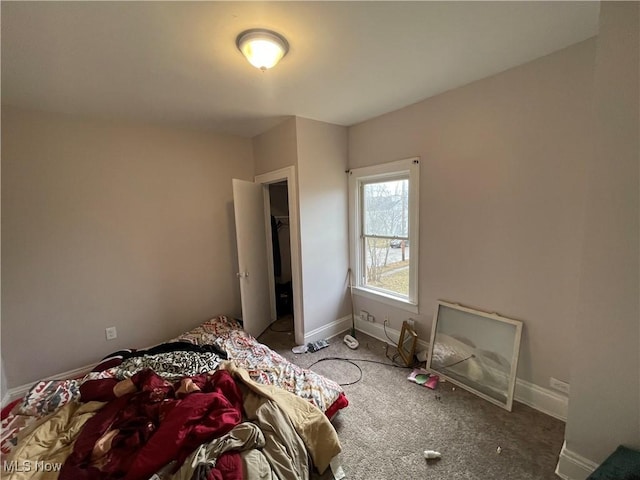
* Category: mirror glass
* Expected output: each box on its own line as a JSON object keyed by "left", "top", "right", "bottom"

{"left": 398, "top": 321, "right": 418, "bottom": 366}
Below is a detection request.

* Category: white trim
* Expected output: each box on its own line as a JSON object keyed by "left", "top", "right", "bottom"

{"left": 260, "top": 185, "right": 278, "bottom": 323}
{"left": 514, "top": 378, "right": 568, "bottom": 421}
{"left": 352, "top": 286, "right": 419, "bottom": 314}
{"left": 348, "top": 157, "right": 419, "bottom": 182}
{"left": 348, "top": 157, "right": 420, "bottom": 308}
{"left": 555, "top": 441, "right": 598, "bottom": 480}
{"left": 302, "top": 314, "right": 431, "bottom": 351}
{"left": 354, "top": 317, "right": 430, "bottom": 352}
{"left": 354, "top": 316, "right": 568, "bottom": 421}
{"left": 304, "top": 315, "right": 354, "bottom": 344}
{"left": 255, "top": 166, "right": 305, "bottom": 346}
{"left": 3, "top": 363, "right": 95, "bottom": 406}
{"left": 1, "top": 332, "right": 569, "bottom": 425}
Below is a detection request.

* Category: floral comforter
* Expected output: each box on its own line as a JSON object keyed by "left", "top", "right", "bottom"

{"left": 1, "top": 315, "right": 346, "bottom": 457}
{"left": 173, "top": 316, "right": 345, "bottom": 414}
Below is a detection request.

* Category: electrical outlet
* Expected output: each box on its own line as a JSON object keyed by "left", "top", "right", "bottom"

{"left": 368, "top": 314, "right": 375, "bottom": 323}
{"left": 406, "top": 318, "right": 415, "bottom": 328}
{"left": 105, "top": 326, "right": 117, "bottom": 341}
{"left": 360, "top": 310, "right": 369, "bottom": 322}
{"left": 549, "top": 377, "right": 570, "bottom": 395}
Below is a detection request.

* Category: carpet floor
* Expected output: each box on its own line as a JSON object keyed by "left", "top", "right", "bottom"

{"left": 258, "top": 316, "right": 565, "bottom": 480}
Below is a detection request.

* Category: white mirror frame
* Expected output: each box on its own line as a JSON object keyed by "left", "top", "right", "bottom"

{"left": 426, "top": 300, "right": 523, "bottom": 411}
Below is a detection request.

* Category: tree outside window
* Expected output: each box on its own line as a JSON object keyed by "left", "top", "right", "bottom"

{"left": 362, "top": 178, "right": 409, "bottom": 296}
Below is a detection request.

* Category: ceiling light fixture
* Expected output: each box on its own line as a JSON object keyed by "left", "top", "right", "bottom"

{"left": 236, "top": 28, "right": 289, "bottom": 71}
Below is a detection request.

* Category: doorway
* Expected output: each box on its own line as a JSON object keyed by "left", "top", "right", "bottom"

{"left": 268, "top": 181, "right": 293, "bottom": 323}
{"left": 254, "top": 166, "right": 304, "bottom": 345}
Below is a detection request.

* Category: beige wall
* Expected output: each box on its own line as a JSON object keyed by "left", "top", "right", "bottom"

{"left": 348, "top": 39, "right": 596, "bottom": 388}
{"left": 252, "top": 117, "right": 298, "bottom": 176}
{"left": 1, "top": 360, "right": 6, "bottom": 401}
{"left": 1, "top": 107, "right": 254, "bottom": 388}
{"left": 252, "top": 117, "right": 350, "bottom": 338}
{"left": 564, "top": 1, "right": 639, "bottom": 466}
{"left": 295, "top": 118, "right": 350, "bottom": 335}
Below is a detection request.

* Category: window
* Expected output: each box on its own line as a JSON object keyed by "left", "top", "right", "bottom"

{"left": 348, "top": 158, "right": 419, "bottom": 312}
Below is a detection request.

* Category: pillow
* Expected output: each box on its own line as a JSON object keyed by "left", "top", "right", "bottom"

{"left": 173, "top": 315, "right": 242, "bottom": 346}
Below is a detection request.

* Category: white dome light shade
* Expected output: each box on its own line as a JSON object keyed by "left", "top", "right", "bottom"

{"left": 236, "top": 29, "right": 289, "bottom": 71}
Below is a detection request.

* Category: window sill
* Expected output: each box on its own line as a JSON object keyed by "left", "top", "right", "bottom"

{"left": 352, "top": 286, "right": 419, "bottom": 314}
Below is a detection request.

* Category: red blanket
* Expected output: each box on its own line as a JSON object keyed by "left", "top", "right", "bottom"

{"left": 60, "top": 369, "right": 243, "bottom": 480}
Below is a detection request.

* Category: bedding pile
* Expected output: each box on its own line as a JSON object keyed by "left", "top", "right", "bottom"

{"left": 1, "top": 315, "right": 347, "bottom": 479}
{"left": 171, "top": 316, "right": 347, "bottom": 416}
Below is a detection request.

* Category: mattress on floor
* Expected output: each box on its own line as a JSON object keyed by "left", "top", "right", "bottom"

{"left": 171, "top": 315, "right": 348, "bottom": 416}
{"left": 1, "top": 315, "right": 348, "bottom": 458}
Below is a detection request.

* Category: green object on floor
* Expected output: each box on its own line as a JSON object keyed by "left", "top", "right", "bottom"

{"left": 588, "top": 445, "right": 640, "bottom": 480}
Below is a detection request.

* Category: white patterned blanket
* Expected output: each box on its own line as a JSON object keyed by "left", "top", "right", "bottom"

{"left": 172, "top": 316, "right": 345, "bottom": 414}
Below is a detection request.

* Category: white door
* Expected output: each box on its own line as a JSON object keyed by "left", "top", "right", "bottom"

{"left": 232, "top": 179, "right": 272, "bottom": 338}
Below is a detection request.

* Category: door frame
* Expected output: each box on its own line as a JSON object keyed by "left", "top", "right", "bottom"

{"left": 255, "top": 166, "right": 304, "bottom": 345}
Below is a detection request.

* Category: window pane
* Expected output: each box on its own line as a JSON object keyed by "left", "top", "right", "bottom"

{"left": 364, "top": 236, "right": 410, "bottom": 297}
{"left": 363, "top": 179, "right": 409, "bottom": 238}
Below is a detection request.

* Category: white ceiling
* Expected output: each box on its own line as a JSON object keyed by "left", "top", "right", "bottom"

{"left": 1, "top": 1, "right": 600, "bottom": 137}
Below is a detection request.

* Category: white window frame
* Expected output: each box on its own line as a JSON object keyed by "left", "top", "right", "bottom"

{"left": 348, "top": 157, "right": 419, "bottom": 313}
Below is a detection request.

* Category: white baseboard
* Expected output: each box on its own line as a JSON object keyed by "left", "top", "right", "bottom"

{"left": 354, "top": 318, "right": 568, "bottom": 421}
{"left": 2, "top": 363, "right": 95, "bottom": 407}
{"left": 354, "top": 317, "right": 430, "bottom": 352}
{"left": 515, "top": 378, "right": 568, "bottom": 421}
{"left": 555, "top": 441, "right": 598, "bottom": 479}
{"left": 304, "top": 315, "right": 354, "bottom": 344}
{"left": 3, "top": 320, "right": 569, "bottom": 424}
{"left": 303, "top": 315, "right": 431, "bottom": 353}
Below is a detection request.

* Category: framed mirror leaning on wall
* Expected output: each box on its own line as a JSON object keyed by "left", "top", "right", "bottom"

{"left": 426, "top": 301, "right": 523, "bottom": 411}
{"left": 398, "top": 321, "right": 418, "bottom": 366}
